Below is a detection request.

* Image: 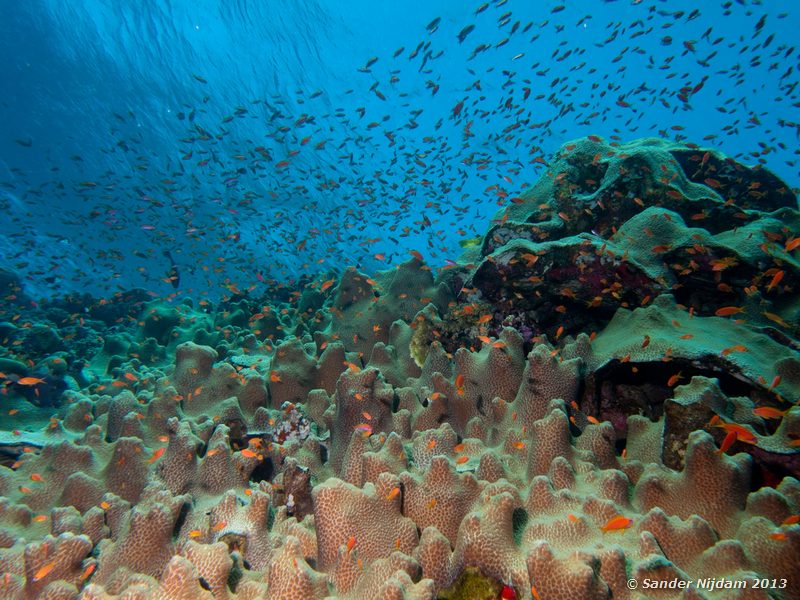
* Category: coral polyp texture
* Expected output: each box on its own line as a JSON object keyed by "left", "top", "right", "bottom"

{"left": 2, "top": 138, "right": 799, "bottom": 600}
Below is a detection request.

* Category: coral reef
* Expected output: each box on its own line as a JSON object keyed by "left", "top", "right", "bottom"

{"left": 0, "top": 138, "right": 798, "bottom": 599}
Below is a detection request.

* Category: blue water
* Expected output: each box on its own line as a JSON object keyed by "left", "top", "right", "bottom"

{"left": 1, "top": 0, "right": 798, "bottom": 299}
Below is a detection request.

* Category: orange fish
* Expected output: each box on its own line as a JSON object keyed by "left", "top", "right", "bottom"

{"left": 346, "top": 536, "right": 356, "bottom": 552}
{"left": 320, "top": 279, "right": 335, "bottom": 291}
{"left": 766, "top": 270, "right": 785, "bottom": 292}
{"left": 79, "top": 562, "right": 96, "bottom": 581}
{"left": 721, "top": 344, "right": 747, "bottom": 356}
{"left": 453, "top": 443, "right": 465, "bottom": 453}
{"left": 770, "top": 532, "right": 787, "bottom": 541}
{"left": 269, "top": 371, "right": 282, "bottom": 383}
{"left": 147, "top": 447, "right": 166, "bottom": 463}
{"left": 666, "top": 372, "right": 683, "bottom": 387}
{"left": 476, "top": 314, "right": 492, "bottom": 324}
{"left": 714, "top": 422, "right": 756, "bottom": 444}
{"left": 753, "top": 407, "right": 786, "bottom": 420}
{"left": 785, "top": 237, "right": 800, "bottom": 252}
{"left": 717, "top": 430, "right": 738, "bottom": 455}
{"left": 455, "top": 455, "right": 469, "bottom": 465}
{"left": 188, "top": 529, "right": 202, "bottom": 538}
{"left": 455, "top": 374, "right": 465, "bottom": 389}
{"left": 715, "top": 306, "right": 744, "bottom": 317}
{"left": 386, "top": 487, "right": 400, "bottom": 501}
{"left": 600, "top": 515, "right": 633, "bottom": 533}
{"left": 763, "top": 311, "right": 789, "bottom": 328}
{"left": 781, "top": 515, "right": 800, "bottom": 526}
{"left": 240, "top": 448, "right": 261, "bottom": 459}
{"left": 211, "top": 521, "right": 228, "bottom": 532}
{"left": 427, "top": 439, "right": 437, "bottom": 450}
{"left": 32, "top": 561, "right": 55, "bottom": 582}
{"left": 16, "top": 377, "right": 45, "bottom": 386}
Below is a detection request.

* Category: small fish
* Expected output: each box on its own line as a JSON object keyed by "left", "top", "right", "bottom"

{"left": 457, "top": 24, "right": 475, "bottom": 44}
{"left": 459, "top": 236, "right": 482, "bottom": 248}
{"left": 455, "top": 455, "right": 469, "bottom": 464}
{"left": 426, "top": 17, "right": 441, "bottom": 33}
{"left": 33, "top": 561, "right": 55, "bottom": 582}
{"left": 79, "top": 562, "right": 96, "bottom": 581}
{"left": 386, "top": 487, "right": 401, "bottom": 501}
{"left": 717, "top": 430, "right": 738, "bottom": 455}
{"left": 346, "top": 536, "right": 356, "bottom": 552}
{"left": 355, "top": 423, "right": 373, "bottom": 436}
{"left": 781, "top": 515, "right": 800, "bottom": 526}
{"left": 147, "top": 447, "right": 166, "bottom": 463}
{"left": 240, "top": 448, "right": 261, "bottom": 459}
{"left": 667, "top": 372, "right": 683, "bottom": 387}
{"left": 600, "top": 515, "right": 633, "bottom": 533}
{"left": 721, "top": 344, "right": 747, "bottom": 356}
{"left": 211, "top": 521, "right": 228, "bottom": 532}
{"left": 753, "top": 407, "right": 786, "bottom": 420}
{"left": 715, "top": 306, "right": 744, "bottom": 317}
{"left": 16, "top": 377, "right": 46, "bottom": 386}
{"left": 320, "top": 279, "right": 335, "bottom": 291}
{"left": 714, "top": 422, "right": 756, "bottom": 445}
{"left": 766, "top": 270, "right": 785, "bottom": 292}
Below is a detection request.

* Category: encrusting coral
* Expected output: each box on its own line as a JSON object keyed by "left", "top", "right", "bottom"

{"left": 0, "top": 137, "right": 798, "bottom": 600}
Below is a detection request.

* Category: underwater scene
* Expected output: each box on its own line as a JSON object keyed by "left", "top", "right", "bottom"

{"left": 1, "top": 0, "right": 799, "bottom": 598}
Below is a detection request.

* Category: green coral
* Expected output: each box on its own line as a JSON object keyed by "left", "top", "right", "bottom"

{"left": 410, "top": 305, "right": 438, "bottom": 368}
{"left": 438, "top": 567, "right": 505, "bottom": 600}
